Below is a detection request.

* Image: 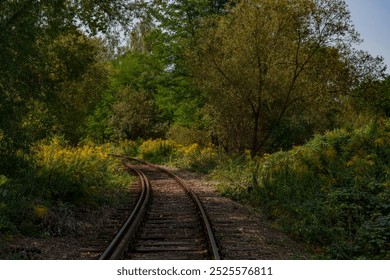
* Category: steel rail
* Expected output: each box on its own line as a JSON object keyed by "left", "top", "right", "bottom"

{"left": 125, "top": 157, "right": 221, "bottom": 260}
{"left": 99, "top": 164, "right": 151, "bottom": 260}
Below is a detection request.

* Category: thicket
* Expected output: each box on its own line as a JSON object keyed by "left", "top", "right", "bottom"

{"left": 0, "top": 138, "right": 132, "bottom": 236}
{"left": 137, "top": 139, "right": 218, "bottom": 172}
{"left": 213, "top": 120, "right": 390, "bottom": 259}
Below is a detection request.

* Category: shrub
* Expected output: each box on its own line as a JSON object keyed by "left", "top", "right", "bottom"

{"left": 138, "top": 138, "right": 219, "bottom": 172}
{"left": 211, "top": 151, "right": 258, "bottom": 200}
{"left": 176, "top": 144, "right": 219, "bottom": 172}
{"left": 139, "top": 139, "right": 179, "bottom": 163}
{"left": 167, "top": 124, "right": 211, "bottom": 146}
{"left": 33, "top": 137, "right": 130, "bottom": 204}
{"left": 214, "top": 119, "right": 390, "bottom": 259}
{"left": 0, "top": 137, "right": 132, "bottom": 236}
{"left": 255, "top": 120, "right": 390, "bottom": 259}
{"left": 114, "top": 139, "right": 140, "bottom": 157}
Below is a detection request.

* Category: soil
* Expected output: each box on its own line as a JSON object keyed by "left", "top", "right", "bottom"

{"left": 0, "top": 205, "right": 120, "bottom": 260}
{"left": 0, "top": 168, "right": 312, "bottom": 260}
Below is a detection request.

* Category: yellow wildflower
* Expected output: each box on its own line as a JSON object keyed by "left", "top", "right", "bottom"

{"left": 34, "top": 205, "right": 49, "bottom": 219}
{"left": 346, "top": 155, "right": 359, "bottom": 167}
{"left": 374, "top": 137, "right": 388, "bottom": 147}
{"left": 324, "top": 147, "right": 336, "bottom": 159}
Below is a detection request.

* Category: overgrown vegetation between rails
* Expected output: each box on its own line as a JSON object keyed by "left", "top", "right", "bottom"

{"left": 212, "top": 120, "right": 390, "bottom": 259}
{"left": 0, "top": 138, "right": 133, "bottom": 237}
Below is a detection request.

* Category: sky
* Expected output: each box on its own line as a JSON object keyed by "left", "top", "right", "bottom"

{"left": 345, "top": 0, "right": 390, "bottom": 73}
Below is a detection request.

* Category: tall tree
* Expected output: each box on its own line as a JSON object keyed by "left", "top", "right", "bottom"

{"left": 0, "top": 0, "right": 136, "bottom": 174}
{"left": 46, "top": 33, "right": 111, "bottom": 143}
{"left": 149, "top": 0, "right": 232, "bottom": 70}
{"left": 190, "top": 0, "right": 386, "bottom": 154}
{"left": 109, "top": 87, "right": 160, "bottom": 140}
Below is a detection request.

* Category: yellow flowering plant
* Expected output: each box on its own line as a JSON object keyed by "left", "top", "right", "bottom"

{"left": 33, "top": 137, "right": 131, "bottom": 205}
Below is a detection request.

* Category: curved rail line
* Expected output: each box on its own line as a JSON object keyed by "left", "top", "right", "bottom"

{"left": 99, "top": 164, "right": 151, "bottom": 260}
{"left": 99, "top": 156, "right": 220, "bottom": 260}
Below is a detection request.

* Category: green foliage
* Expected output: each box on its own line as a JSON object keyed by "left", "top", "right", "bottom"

{"left": 0, "top": 138, "right": 132, "bottom": 236}
{"left": 352, "top": 76, "right": 390, "bottom": 118}
{"left": 211, "top": 152, "right": 258, "bottom": 200}
{"left": 167, "top": 124, "right": 210, "bottom": 146}
{"left": 161, "top": 142, "right": 218, "bottom": 173}
{"left": 85, "top": 50, "right": 167, "bottom": 142}
{"left": 33, "top": 138, "right": 130, "bottom": 204}
{"left": 151, "top": 0, "right": 231, "bottom": 59}
{"left": 0, "top": 131, "right": 32, "bottom": 177}
{"left": 0, "top": 0, "right": 134, "bottom": 174}
{"left": 139, "top": 139, "right": 178, "bottom": 164}
{"left": 85, "top": 36, "right": 208, "bottom": 142}
{"left": 45, "top": 33, "right": 111, "bottom": 143}
{"left": 109, "top": 87, "right": 163, "bottom": 140}
{"left": 83, "top": 91, "right": 116, "bottom": 143}
{"left": 154, "top": 73, "right": 207, "bottom": 128}
{"left": 113, "top": 139, "right": 141, "bottom": 157}
{"left": 137, "top": 139, "right": 218, "bottom": 172}
{"left": 189, "top": 0, "right": 386, "bottom": 155}
{"left": 215, "top": 120, "right": 390, "bottom": 259}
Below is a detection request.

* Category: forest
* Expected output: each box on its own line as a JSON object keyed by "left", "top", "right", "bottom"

{"left": 0, "top": 0, "right": 389, "bottom": 259}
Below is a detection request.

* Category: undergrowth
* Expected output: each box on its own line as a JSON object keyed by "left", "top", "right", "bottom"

{"left": 3, "top": 120, "right": 388, "bottom": 260}
{"left": 0, "top": 137, "right": 132, "bottom": 237}
{"left": 212, "top": 120, "right": 390, "bottom": 259}
{"left": 137, "top": 139, "right": 218, "bottom": 172}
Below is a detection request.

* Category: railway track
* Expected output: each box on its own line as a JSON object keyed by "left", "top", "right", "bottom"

{"left": 99, "top": 157, "right": 220, "bottom": 260}
{"left": 2, "top": 156, "right": 306, "bottom": 260}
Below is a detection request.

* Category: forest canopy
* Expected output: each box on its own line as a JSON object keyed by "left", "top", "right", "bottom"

{"left": 1, "top": 0, "right": 389, "bottom": 260}
{"left": 1, "top": 0, "right": 387, "bottom": 160}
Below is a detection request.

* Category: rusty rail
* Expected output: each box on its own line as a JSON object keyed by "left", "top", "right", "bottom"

{"left": 99, "top": 164, "right": 151, "bottom": 260}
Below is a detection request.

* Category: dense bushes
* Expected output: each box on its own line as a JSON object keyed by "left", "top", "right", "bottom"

{"left": 214, "top": 120, "right": 390, "bottom": 259}
{"left": 0, "top": 138, "right": 132, "bottom": 236}
{"left": 33, "top": 138, "right": 130, "bottom": 204}
{"left": 138, "top": 139, "right": 218, "bottom": 172}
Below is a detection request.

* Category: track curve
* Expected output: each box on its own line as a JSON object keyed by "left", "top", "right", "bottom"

{"left": 99, "top": 157, "right": 220, "bottom": 260}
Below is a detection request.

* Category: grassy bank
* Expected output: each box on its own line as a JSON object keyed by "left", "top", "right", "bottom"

{"left": 213, "top": 120, "right": 390, "bottom": 259}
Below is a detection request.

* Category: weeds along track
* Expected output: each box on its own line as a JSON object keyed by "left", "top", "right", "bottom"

{"left": 2, "top": 157, "right": 306, "bottom": 260}
{"left": 99, "top": 157, "right": 220, "bottom": 260}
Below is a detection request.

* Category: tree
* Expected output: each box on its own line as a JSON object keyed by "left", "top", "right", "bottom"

{"left": 190, "top": 0, "right": 386, "bottom": 154}
{"left": 45, "top": 33, "right": 111, "bottom": 144}
{"left": 83, "top": 17, "right": 210, "bottom": 143}
{"left": 131, "top": 0, "right": 232, "bottom": 138}
{"left": 351, "top": 75, "right": 390, "bottom": 119}
{"left": 149, "top": 0, "right": 232, "bottom": 70}
{"left": 0, "top": 0, "right": 137, "bottom": 175}
{"left": 109, "top": 87, "right": 161, "bottom": 140}
{"left": 84, "top": 48, "right": 167, "bottom": 142}
{"left": 0, "top": 0, "right": 135, "bottom": 106}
